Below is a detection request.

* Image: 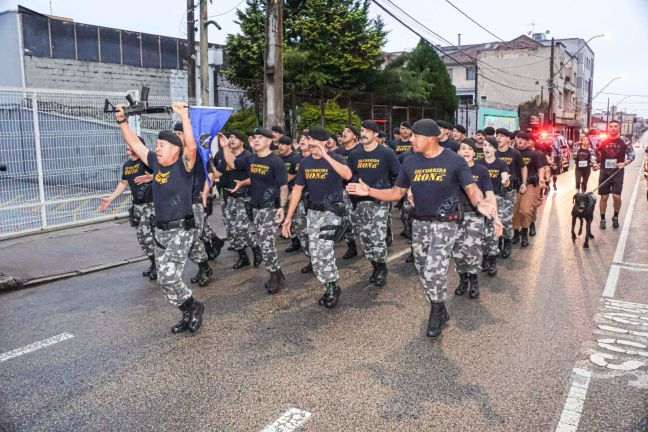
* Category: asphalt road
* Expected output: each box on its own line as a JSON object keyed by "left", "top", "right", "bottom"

{"left": 1, "top": 142, "right": 647, "bottom": 432}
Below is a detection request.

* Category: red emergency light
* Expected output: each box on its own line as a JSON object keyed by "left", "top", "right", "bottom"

{"left": 540, "top": 131, "right": 549, "bottom": 139}
{"left": 599, "top": 132, "right": 608, "bottom": 140}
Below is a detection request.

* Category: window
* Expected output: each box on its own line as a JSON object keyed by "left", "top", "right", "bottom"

{"left": 465, "top": 67, "right": 475, "bottom": 81}
{"left": 446, "top": 67, "right": 453, "bottom": 83}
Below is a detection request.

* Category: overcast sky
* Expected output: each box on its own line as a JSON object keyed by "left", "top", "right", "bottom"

{"left": 2, "top": 0, "right": 647, "bottom": 116}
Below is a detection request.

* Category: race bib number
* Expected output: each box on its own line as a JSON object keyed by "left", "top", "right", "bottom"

{"left": 604, "top": 159, "right": 617, "bottom": 169}
{"left": 578, "top": 160, "right": 588, "bottom": 168}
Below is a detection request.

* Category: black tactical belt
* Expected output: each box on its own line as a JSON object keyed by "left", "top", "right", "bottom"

{"left": 251, "top": 201, "right": 279, "bottom": 209}
{"left": 306, "top": 202, "right": 343, "bottom": 212}
{"left": 154, "top": 215, "right": 195, "bottom": 231}
{"left": 412, "top": 214, "right": 441, "bottom": 221}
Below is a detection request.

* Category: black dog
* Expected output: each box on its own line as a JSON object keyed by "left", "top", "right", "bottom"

{"left": 572, "top": 192, "right": 596, "bottom": 248}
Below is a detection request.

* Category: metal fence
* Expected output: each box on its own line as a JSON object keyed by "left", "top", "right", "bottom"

{"left": 0, "top": 87, "right": 192, "bottom": 237}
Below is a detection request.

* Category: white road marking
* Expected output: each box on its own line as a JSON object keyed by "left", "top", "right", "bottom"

{"left": 555, "top": 368, "right": 592, "bottom": 432}
{"left": 387, "top": 248, "right": 410, "bottom": 263}
{"left": 602, "top": 265, "right": 620, "bottom": 298}
{"left": 614, "top": 261, "right": 648, "bottom": 269}
{"left": 0, "top": 333, "right": 74, "bottom": 363}
{"left": 261, "top": 408, "right": 311, "bottom": 432}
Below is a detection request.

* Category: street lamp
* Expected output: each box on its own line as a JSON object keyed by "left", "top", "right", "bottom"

{"left": 592, "top": 76, "right": 623, "bottom": 101}
{"left": 551, "top": 33, "right": 608, "bottom": 79}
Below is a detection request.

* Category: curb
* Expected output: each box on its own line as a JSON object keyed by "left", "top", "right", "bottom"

{"left": 0, "top": 255, "right": 148, "bottom": 294}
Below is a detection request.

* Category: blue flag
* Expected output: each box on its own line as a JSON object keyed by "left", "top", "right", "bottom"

{"left": 189, "top": 106, "right": 233, "bottom": 184}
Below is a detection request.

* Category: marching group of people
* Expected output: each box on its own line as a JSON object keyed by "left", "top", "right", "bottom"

{"left": 100, "top": 102, "right": 636, "bottom": 338}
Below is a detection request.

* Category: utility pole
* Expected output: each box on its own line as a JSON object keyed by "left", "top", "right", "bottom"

{"left": 474, "top": 63, "right": 478, "bottom": 134}
{"left": 263, "top": 0, "right": 284, "bottom": 128}
{"left": 186, "top": 0, "right": 196, "bottom": 101}
{"left": 547, "top": 37, "right": 555, "bottom": 132}
{"left": 606, "top": 97, "right": 610, "bottom": 131}
{"left": 199, "top": 0, "right": 209, "bottom": 106}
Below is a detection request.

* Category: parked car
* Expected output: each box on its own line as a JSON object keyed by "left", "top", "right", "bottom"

{"left": 536, "top": 133, "right": 571, "bottom": 170}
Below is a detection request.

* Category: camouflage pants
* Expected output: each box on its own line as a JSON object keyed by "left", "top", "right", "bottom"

{"left": 294, "top": 201, "right": 309, "bottom": 258}
{"left": 133, "top": 203, "right": 155, "bottom": 257}
{"left": 202, "top": 217, "right": 218, "bottom": 243}
{"left": 188, "top": 203, "right": 208, "bottom": 264}
{"left": 254, "top": 207, "right": 281, "bottom": 271}
{"left": 483, "top": 218, "right": 500, "bottom": 257}
{"left": 401, "top": 199, "right": 414, "bottom": 242}
{"left": 451, "top": 212, "right": 485, "bottom": 274}
{"left": 341, "top": 191, "right": 356, "bottom": 243}
{"left": 352, "top": 201, "right": 389, "bottom": 263}
{"left": 499, "top": 190, "right": 516, "bottom": 240}
{"left": 217, "top": 188, "right": 232, "bottom": 240}
{"left": 154, "top": 227, "right": 193, "bottom": 306}
{"left": 223, "top": 196, "right": 256, "bottom": 250}
{"left": 412, "top": 219, "right": 459, "bottom": 303}
{"left": 307, "top": 210, "right": 341, "bottom": 284}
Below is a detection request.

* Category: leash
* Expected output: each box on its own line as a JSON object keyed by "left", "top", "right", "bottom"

{"left": 590, "top": 167, "right": 623, "bottom": 194}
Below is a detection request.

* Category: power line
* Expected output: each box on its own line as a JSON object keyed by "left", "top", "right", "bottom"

{"left": 598, "top": 92, "right": 648, "bottom": 98}
{"left": 371, "top": 0, "right": 537, "bottom": 92}
{"left": 443, "top": 0, "right": 504, "bottom": 42}
{"left": 208, "top": 0, "right": 246, "bottom": 18}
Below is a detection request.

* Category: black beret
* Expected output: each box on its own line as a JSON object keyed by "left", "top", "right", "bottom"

{"left": 361, "top": 120, "right": 380, "bottom": 133}
{"left": 378, "top": 131, "right": 386, "bottom": 138}
{"left": 436, "top": 120, "right": 453, "bottom": 130}
{"left": 393, "top": 127, "right": 401, "bottom": 134}
{"left": 475, "top": 129, "right": 486, "bottom": 136}
{"left": 459, "top": 139, "right": 475, "bottom": 151}
{"left": 345, "top": 125, "right": 360, "bottom": 138}
{"left": 173, "top": 122, "right": 183, "bottom": 132}
{"left": 246, "top": 131, "right": 255, "bottom": 137}
{"left": 412, "top": 118, "right": 441, "bottom": 137}
{"left": 495, "top": 128, "right": 511, "bottom": 137}
{"left": 229, "top": 130, "right": 247, "bottom": 143}
{"left": 330, "top": 132, "right": 339, "bottom": 141}
{"left": 278, "top": 136, "right": 292, "bottom": 145}
{"left": 517, "top": 131, "right": 531, "bottom": 140}
{"left": 158, "top": 130, "right": 183, "bottom": 147}
{"left": 485, "top": 136, "right": 498, "bottom": 146}
{"left": 308, "top": 126, "right": 330, "bottom": 142}
{"left": 454, "top": 124, "right": 467, "bottom": 134}
{"left": 400, "top": 121, "right": 412, "bottom": 129}
{"left": 271, "top": 125, "right": 284, "bottom": 134}
{"left": 483, "top": 126, "right": 495, "bottom": 136}
{"left": 253, "top": 128, "right": 274, "bottom": 139}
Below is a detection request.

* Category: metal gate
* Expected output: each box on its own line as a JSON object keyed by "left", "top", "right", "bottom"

{"left": 0, "top": 87, "right": 191, "bottom": 237}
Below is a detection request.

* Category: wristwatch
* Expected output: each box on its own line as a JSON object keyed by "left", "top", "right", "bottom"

{"left": 116, "top": 118, "right": 127, "bottom": 124}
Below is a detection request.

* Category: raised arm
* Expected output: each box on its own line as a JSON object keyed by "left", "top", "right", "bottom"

{"left": 174, "top": 102, "right": 196, "bottom": 172}
{"left": 116, "top": 107, "right": 150, "bottom": 164}
{"left": 317, "top": 142, "right": 352, "bottom": 180}
{"left": 347, "top": 179, "right": 406, "bottom": 202}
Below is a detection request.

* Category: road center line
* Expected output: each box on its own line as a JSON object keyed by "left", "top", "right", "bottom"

{"left": 387, "top": 247, "right": 410, "bottom": 263}
{"left": 555, "top": 368, "right": 592, "bottom": 432}
{"left": 0, "top": 333, "right": 74, "bottom": 363}
{"left": 260, "top": 408, "right": 311, "bottom": 432}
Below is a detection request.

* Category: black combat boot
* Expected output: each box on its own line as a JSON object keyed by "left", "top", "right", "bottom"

{"left": 265, "top": 269, "right": 285, "bottom": 294}
{"left": 386, "top": 225, "right": 393, "bottom": 247}
{"left": 252, "top": 246, "right": 263, "bottom": 267}
{"left": 521, "top": 228, "right": 530, "bottom": 247}
{"left": 142, "top": 256, "right": 156, "bottom": 277}
{"left": 455, "top": 273, "right": 469, "bottom": 296}
{"left": 511, "top": 229, "right": 521, "bottom": 245}
{"left": 405, "top": 251, "right": 414, "bottom": 263}
{"left": 426, "top": 302, "right": 449, "bottom": 338}
{"left": 481, "top": 256, "right": 489, "bottom": 273}
{"left": 500, "top": 239, "right": 512, "bottom": 259}
{"left": 324, "top": 281, "right": 342, "bottom": 308}
{"left": 188, "top": 298, "right": 204, "bottom": 333}
{"left": 487, "top": 256, "right": 498, "bottom": 277}
{"left": 284, "top": 237, "right": 301, "bottom": 253}
{"left": 529, "top": 222, "right": 536, "bottom": 237}
{"left": 206, "top": 235, "right": 224, "bottom": 260}
{"left": 171, "top": 297, "right": 193, "bottom": 334}
{"left": 191, "top": 261, "right": 213, "bottom": 287}
{"left": 368, "top": 261, "right": 378, "bottom": 283}
{"left": 301, "top": 261, "right": 313, "bottom": 274}
{"left": 342, "top": 240, "right": 358, "bottom": 260}
{"left": 468, "top": 274, "right": 480, "bottom": 299}
{"left": 374, "top": 262, "right": 388, "bottom": 286}
{"left": 233, "top": 248, "right": 250, "bottom": 269}
{"left": 498, "top": 237, "right": 503, "bottom": 254}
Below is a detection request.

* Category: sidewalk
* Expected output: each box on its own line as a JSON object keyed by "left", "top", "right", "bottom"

{"left": 0, "top": 209, "right": 227, "bottom": 291}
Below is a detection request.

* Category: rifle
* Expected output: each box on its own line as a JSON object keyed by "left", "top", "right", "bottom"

{"left": 103, "top": 86, "right": 173, "bottom": 117}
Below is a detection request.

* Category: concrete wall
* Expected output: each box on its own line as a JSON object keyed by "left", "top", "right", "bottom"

{"left": 0, "top": 11, "right": 24, "bottom": 87}
{"left": 23, "top": 56, "right": 187, "bottom": 97}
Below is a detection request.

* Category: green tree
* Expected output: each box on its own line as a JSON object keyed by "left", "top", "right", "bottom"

{"left": 225, "top": 105, "right": 258, "bottom": 133}
{"left": 296, "top": 100, "right": 361, "bottom": 133}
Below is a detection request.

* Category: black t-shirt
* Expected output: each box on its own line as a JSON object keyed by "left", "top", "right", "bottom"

{"left": 280, "top": 152, "right": 300, "bottom": 189}
{"left": 495, "top": 147, "right": 524, "bottom": 181}
{"left": 348, "top": 144, "right": 401, "bottom": 189}
{"left": 389, "top": 139, "right": 413, "bottom": 155}
{"left": 121, "top": 158, "right": 153, "bottom": 205}
{"left": 213, "top": 150, "right": 224, "bottom": 189}
{"left": 473, "top": 145, "right": 485, "bottom": 161}
{"left": 242, "top": 153, "right": 288, "bottom": 207}
{"left": 477, "top": 157, "right": 509, "bottom": 191}
{"left": 398, "top": 149, "right": 414, "bottom": 164}
{"left": 217, "top": 150, "right": 252, "bottom": 194}
{"left": 294, "top": 154, "right": 346, "bottom": 205}
{"left": 519, "top": 148, "right": 548, "bottom": 181}
{"left": 335, "top": 144, "right": 360, "bottom": 161}
{"left": 147, "top": 152, "right": 193, "bottom": 223}
{"left": 439, "top": 138, "right": 460, "bottom": 152}
{"left": 191, "top": 152, "right": 208, "bottom": 204}
{"left": 574, "top": 147, "right": 595, "bottom": 170}
{"left": 597, "top": 137, "right": 632, "bottom": 172}
{"left": 459, "top": 162, "right": 493, "bottom": 208}
{"left": 394, "top": 149, "right": 474, "bottom": 217}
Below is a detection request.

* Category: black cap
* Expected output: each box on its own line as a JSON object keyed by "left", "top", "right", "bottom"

{"left": 484, "top": 126, "right": 495, "bottom": 136}
{"left": 495, "top": 128, "right": 511, "bottom": 138}
{"left": 253, "top": 128, "right": 274, "bottom": 139}
{"left": 345, "top": 125, "right": 360, "bottom": 138}
{"left": 330, "top": 132, "right": 339, "bottom": 141}
{"left": 485, "top": 136, "right": 498, "bottom": 146}
{"left": 475, "top": 129, "right": 486, "bottom": 136}
{"left": 436, "top": 120, "right": 453, "bottom": 130}
{"left": 378, "top": 131, "right": 386, "bottom": 138}
{"left": 308, "top": 126, "right": 330, "bottom": 142}
{"left": 517, "top": 131, "right": 531, "bottom": 140}
{"left": 454, "top": 124, "right": 467, "bottom": 134}
{"left": 412, "top": 118, "right": 441, "bottom": 137}
{"left": 393, "top": 127, "right": 401, "bottom": 134}
{"left": 173, "top": 122, "right": 183, "bottom": 132}
{"left": 400, "top": 121, "right": 412, "bottom": 129}
{"left": 361, "top": 120, "right": 380, "bottom": 133}
{"left": 459, "top": 139, "right": 475, "bottom": 151}
{"left": 278, "top": 136, "right": 292, "bottom": 145}
{"left": 271, "top": 125, "right": 284, "bottom": 134}
{"left": 158, "top": 130, "right": 183, "bottom": 147}
{"left": 229, "top": 130, "right": 247, "bottom": 143}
